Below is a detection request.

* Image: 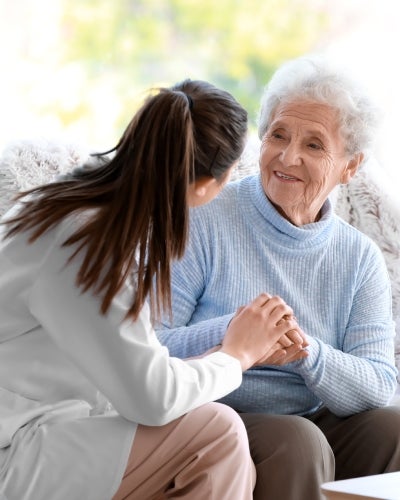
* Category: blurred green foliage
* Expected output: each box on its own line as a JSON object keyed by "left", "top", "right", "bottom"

{"left": 60, "top": 0, "right": 328, "bottom": 136}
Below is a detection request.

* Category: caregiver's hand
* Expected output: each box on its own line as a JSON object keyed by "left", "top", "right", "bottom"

{"left": 220, "top": 293, "right": 298, "bottom": 371}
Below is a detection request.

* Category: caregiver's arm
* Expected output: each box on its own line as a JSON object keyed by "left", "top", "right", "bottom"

{"left": 26, "top": 220, "right": 243, "bottom": 426}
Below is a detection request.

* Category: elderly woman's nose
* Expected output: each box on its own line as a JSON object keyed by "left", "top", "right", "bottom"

{"left": 280, "top": 142, "right": 302, "bottom": 166}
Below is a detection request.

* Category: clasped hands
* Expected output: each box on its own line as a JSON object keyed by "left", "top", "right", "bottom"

{"left": 219, "top": 293, "right": 309, "bottom": 372}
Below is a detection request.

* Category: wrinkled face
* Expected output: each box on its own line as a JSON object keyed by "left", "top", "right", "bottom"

{"left": 259, "top": 100, "right": 361, "bottom": 226}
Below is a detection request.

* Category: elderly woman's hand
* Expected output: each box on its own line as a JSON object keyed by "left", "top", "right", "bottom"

{"left": 220, "top": 293, "right": 300, "bottom": 371}
{"left": 255, "top": 323, "right": 309, "bottom": 366}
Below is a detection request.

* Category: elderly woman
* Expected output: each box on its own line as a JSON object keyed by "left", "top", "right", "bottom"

{"left": 156, "top": 56, "right": 400, "bottom": 500}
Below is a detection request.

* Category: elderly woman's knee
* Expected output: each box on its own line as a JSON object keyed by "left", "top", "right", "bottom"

{"left": 281, "top": 416, "right": 333, "bottom": 463}
{"left": 241, "top": 413, "right": 334, "bottom": 466}
{"left": 361, "top": 406, "right": 400, "bottom": 441}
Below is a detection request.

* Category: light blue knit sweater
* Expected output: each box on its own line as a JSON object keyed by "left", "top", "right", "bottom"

{"left": 156, "top": 174, "right": 397, "bottom": 417}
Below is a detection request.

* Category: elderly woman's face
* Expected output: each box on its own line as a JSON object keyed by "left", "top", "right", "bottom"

{"left": 259, "top": 100, "right": 361, "bottom": 226}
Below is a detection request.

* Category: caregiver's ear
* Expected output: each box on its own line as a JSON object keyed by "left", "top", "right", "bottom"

{"left": 193, "top": 176, "right": 217, "bottom": 195}
{"left": 341, "top": 153, "right": 364, "bottom": 184}
{"left": 187, "top": 176, "right": 221, "bottom": 207}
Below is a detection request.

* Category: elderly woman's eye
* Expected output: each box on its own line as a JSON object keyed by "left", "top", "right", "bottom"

{"left": 308, "top": 142, "right": 322, "bottom": 150}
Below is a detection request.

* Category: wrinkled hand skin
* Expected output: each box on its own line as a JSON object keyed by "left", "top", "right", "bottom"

{"left": 256, "top": 318, "right": 309, "bottom": 366}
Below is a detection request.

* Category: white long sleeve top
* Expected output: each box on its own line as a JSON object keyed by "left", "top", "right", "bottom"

{"left": 0, "top": 208, "right": 242, "bottom": 500}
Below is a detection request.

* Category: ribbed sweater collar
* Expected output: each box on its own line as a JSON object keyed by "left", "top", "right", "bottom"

{"left": 238, "top": 174, "right": 335, "bottom": 248}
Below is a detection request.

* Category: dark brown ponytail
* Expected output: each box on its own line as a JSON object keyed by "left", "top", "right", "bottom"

{"left": 3, "top": 80, "right": 247, "bottom": 320}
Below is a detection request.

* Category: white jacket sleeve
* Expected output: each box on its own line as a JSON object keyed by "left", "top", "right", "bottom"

{"left": 27, "top": 221, "right": 242, "bottom": 426}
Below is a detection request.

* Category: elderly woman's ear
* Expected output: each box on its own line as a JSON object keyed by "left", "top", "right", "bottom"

{"left": 340, "top": 152, "right": 364, "bottom": 184}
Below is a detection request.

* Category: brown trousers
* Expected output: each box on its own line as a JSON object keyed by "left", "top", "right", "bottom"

{"left": 240, "top": 405, "right": 400, "bottom": 500}
{"left": 113, "top": 402, "right": 256, "bottom": 500}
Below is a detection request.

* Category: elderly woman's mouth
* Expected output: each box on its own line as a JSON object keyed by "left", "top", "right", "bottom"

{"left": 274, "top": 171, "right": 301, "bottom": 182}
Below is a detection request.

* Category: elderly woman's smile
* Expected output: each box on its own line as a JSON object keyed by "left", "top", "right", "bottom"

{"left": 274, "top": 170, "right": 302, "bottom": 182}
{"left": 259, "top": 100, "right": 361, "bottom": 226}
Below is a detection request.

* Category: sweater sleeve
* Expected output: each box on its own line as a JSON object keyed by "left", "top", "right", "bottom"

{"left": 156, "top": 213, "right": 234, "bottom": 358}
{"left": 292, "top": 244, "right": 397, "bottom": 417}
{"left": 27, "top": 221, "right": 242, "bottom": 426}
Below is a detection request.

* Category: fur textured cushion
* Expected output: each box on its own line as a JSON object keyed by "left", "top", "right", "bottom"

{"left": 0, "top": 138, "right": 90, "bottom": 215}
{"left": 1, "top": 138, "right": 399, "bottom": 378}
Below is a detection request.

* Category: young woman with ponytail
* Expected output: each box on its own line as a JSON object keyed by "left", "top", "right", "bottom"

{"left": 0, "top": 79, "right": 301, "bottom": 499}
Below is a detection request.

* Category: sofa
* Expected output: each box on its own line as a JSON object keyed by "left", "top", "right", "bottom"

{"left": 1, "top": 137, "right": 399, "bottom": 404}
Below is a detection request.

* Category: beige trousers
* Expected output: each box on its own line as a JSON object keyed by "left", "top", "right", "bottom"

{"left": 113, "top": 402, "right": 256, "bottom": 500}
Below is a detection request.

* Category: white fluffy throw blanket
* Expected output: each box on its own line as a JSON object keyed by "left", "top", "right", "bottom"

{"left": 0, "top": 138, "right": 399, "bottom": 374}
{"left": 0, "top": 138, "right": 90, "bottom": 215}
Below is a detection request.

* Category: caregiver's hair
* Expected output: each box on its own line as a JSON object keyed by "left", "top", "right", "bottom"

{"left": 257, "top": 55, "right": 381, "bottom": 159}
{"left": 3, "top": 79, "right": 248, "bottom": 320}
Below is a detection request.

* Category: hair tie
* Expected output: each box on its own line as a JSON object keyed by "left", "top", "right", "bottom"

{"left": 185, "top": 94, "right": 194, "bottom": 110}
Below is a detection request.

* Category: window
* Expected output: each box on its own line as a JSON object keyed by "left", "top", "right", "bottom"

{"left": 0, "top": 0, "right": 398, "bottom": 182}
